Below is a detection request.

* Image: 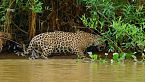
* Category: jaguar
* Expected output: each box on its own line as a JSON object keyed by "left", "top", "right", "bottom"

{"left": 23, "top": 31, "right": 102, "bottom": 59}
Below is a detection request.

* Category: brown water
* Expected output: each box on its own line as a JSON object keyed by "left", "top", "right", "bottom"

{"left": 0, "top": 59, "right": 145, "bottom": 82}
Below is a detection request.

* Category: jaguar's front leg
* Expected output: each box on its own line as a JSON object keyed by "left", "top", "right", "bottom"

{"left": 74, "top": 48, "right": 86, "bottom": 59}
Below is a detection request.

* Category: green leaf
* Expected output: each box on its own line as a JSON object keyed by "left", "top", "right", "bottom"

{"left": 119, "top": 53, "right": 126, "bottom": 60}
{"left": 93, "top": 54, "right": 98, "bottom": 60}
{"left": 16, "top": 0, "right": 19, "bottom": 4}
{"left": 113, "top": 53, "right": 119, "bottom": 61}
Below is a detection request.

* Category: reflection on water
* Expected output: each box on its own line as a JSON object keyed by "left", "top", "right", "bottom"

{"left": 0, "top": 59, "right": 145, "bottom": 82}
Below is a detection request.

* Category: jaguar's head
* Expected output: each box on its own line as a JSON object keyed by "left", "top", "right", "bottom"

{"left": 91, "top": 34, "right": 106, "bottom": 51}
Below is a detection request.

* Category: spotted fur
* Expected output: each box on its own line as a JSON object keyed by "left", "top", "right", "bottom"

{"left": 24, "top": 31, "right": 101, "bottom": 59}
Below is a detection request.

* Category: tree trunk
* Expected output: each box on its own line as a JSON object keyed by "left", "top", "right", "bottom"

{"left": 29, "top": 12, "right": 36, "bottom": 40}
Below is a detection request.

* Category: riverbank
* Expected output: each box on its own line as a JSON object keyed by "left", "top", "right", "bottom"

{"left": 0, "top": 52, "right": 78, "bottom": 59}
{"left": 0, "top": 51, "right": 143, "bottom": 60}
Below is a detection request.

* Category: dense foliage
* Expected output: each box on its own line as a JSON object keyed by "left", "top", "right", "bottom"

{"left": 0, "top": 0, "right": 145, "bottom": 57}
{"left": 80, "top": 0, "right": 145, "bottom": 53}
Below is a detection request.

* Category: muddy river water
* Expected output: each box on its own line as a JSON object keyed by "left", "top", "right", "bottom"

{"left": 0, "top": 59, "right": 145, "bottom": 82}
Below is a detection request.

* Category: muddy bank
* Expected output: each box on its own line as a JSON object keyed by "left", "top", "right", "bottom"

{"left": 0, "top": 52, "right": 25, "bottom": 59}
{"left": 0, "top": 52, "right": 79, "bottom": 59}
{"left": 0, "top": 51, "right": 115, "bottom": 59}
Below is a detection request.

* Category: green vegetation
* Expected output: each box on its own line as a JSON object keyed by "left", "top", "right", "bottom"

{"left": 80, "top": 0, "right": 145, "bottom": 52}
{"left": 86, "top": 52, "right": 145, "bottom": 64}
{"left": 89, "top": 53, "right": 98, "bottom": 62}
{"left": 0, "top": 0, "right": 145, "bottom": 61}
{"left": 80, "top": 0, "right": 145, "bottom": 62}
{"left": 102, "top": 19, "right": 145, "bottom": 52}
{"left": 30, "top": 0, "right": 43, "bottom": 13}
